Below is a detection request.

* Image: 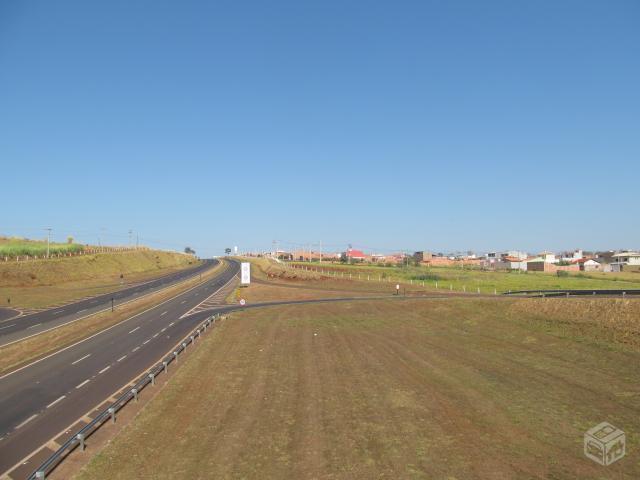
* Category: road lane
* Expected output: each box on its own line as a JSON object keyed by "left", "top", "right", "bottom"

{"left": 0, "top": 259, "right": 239, "bottom": 474}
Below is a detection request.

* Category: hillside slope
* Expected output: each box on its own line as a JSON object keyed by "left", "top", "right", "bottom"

{"left": 0, "top": 250, "right": 200, "bottom": 309}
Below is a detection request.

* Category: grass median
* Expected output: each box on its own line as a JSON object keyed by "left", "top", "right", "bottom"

{"left": 0, "top": 260, "right": 226, "bottom": 376}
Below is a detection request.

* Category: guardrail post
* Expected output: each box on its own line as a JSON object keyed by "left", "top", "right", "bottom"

{"left": 149, "top": 373, "right": 155, "bottom": 386}
{"left": 174, "top": 351, "right": 178, "bottom": 363}
{"left": 494, "top": 288, "right": 497, "bottom": 295}
{"left": 108, "top": 407, "right": 116, "bottom": 424}
{"left": 163, "top": 361, "right": 168, "bottom": 373}
{"left": 132, "top": 388, "right": 138, "bottom": 402}
{"left": 566, "top": 292, "right": 569, "bottom": 298}
{"left": 35, "top": 471, "right": 45, "bottom": 479}
{"left": 190, "top": 335, "right": 195, "bottom": 344}
{"left": 623, "top": 291, "right": 626, "bottom": 298}
{"left": 183, "top": 342, "right": 187, "bottom": 351}
{"left": 77, "top": 433, "right": 85, "bottom": 451}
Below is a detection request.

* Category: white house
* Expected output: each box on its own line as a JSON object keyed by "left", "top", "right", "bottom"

{"left": 609, "top": 252, "right": 640, "bottom": 272}
{"left": 561, "top": 249, "right": 583, "bottom": 262}
{"left": 579, "top": 259, "right": 602, "bottom": 272}
{"left": 538, "top": 251, "right": 558, "bottom": 264}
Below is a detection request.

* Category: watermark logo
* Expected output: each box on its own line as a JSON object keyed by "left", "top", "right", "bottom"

{"left": 584, "top": 422, "right": 625, "bottom": 466}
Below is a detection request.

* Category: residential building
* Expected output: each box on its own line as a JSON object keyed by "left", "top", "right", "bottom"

{"left": 609, "top": 251, "right": 640, "bottom": 272}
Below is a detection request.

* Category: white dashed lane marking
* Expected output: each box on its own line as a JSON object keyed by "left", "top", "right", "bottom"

{"left": 128, "top": 327, "right": 140, "bottom": 334}
{"left": 46, "top": 395, "right": 66, "bottom": 409}
{"left": 117, "top": 355, "right": 127, "bottom": 362}
{"left": 98, "top": 365, "right": 110, "bottom": 374}
{"left": 75, "top": 379, "right": 90, "bottom": 389}
{"left": 15, "top": 414, "right": 38, "bottom": 430}
{"left": 71, "top": 354, "right": 91, "bottom": 365}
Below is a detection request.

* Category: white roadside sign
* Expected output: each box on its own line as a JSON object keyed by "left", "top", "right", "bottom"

{"left": 241, "top": 262, "right": 251, "bottom": 285}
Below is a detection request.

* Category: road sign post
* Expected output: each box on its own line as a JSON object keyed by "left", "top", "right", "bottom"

{"left": 241, "top": 262, "right": 251, "bottom": 286}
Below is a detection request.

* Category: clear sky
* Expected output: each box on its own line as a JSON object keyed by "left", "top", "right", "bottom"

{"left": 1, "top": 1, "right": 638, "bottom": 257}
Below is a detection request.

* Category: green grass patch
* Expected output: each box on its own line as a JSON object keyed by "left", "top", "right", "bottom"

{"left": 0, "top": 236, "right": 83, "bottom": 257}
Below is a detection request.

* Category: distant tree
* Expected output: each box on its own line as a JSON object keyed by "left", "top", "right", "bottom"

{"left": 225, "top": 248, "right": 232, "bottom": 255}
{"left": 67, "top": 236, "right": 74, "bottom": 244}
{"left": 184, "top": 247, "right": 196, "bottom": 255}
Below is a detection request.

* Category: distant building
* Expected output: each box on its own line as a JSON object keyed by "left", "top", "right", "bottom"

{"left": 413, "top": 251, "right": 433, "bottom": 263}
{"left": 575, "top": 258, "right": 602, "bottom": 272}
{"left": 609, "top": 252, "right": 640, "bottom": 272}
{"left": 341, "top": 248, "right": 368, "bottom": 263}
{"left": 561, "top": 249, "right": 583, "bottom": 262}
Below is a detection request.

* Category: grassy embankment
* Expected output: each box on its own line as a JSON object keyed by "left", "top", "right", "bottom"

{"left": 288, "top": 261, "right": 640, "bottom": 293}
{"left": 0, "top": 260, "right": 226, "bottom": 375}
{"left": 0, "top": 249, "right": 199, "bottom": 310}
{"left": 75, "top": 293, "right": 640, "bottom": 480}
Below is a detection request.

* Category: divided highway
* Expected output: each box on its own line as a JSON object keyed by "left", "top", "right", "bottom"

{"left": 0, "top": 258, "right": 239, "bottom": 477}
{"left": 0, "top": 259, "right": 217, "bottom": 347}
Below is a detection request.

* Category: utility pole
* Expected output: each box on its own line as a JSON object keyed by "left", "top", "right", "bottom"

{"left": 45, "top": 227, "right": 52, "bottom": 258}
{"left": 319, "top": 240, "right": 322, "bottom": 264}
{"left": 128, "top": 230, "right": 133, "bottom": 247}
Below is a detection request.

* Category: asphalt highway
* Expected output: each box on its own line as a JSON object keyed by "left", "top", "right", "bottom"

{"left": 0, "top": 259, "right": 217, "bottom": 347}
{"left": 0, "top": 259, "right": 239, "bottom": 476}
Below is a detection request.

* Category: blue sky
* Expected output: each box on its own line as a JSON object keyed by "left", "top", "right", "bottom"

{"left": 1, "top": 1, "right": 638, "bottom": 257}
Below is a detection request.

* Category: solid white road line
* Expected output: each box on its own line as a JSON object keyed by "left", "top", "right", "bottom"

{"left": 128, "top": 326, "right": 140, "bottom": 334}
{"left": 15, "top": 414, "right": 38, "bottom": 430}
{"left": 46, "top": 395, "right": 66, "bottom": 409}
{"left": 98, "top": 365, "right": 111, "bottom": 374}
{"left": 75, "top": 379, "right": 90, "bottom": 389}
{"left": 117, "top": 355, "right": 127, "bottom": 362}
{"left": 71, "top": 354, "right": 91, "bottom": 365}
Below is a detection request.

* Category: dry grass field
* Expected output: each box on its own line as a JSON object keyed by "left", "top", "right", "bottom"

{"left": 75, "top": 293, "right": 640, "bottom": 479}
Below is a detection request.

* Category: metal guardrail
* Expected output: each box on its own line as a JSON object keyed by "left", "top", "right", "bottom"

{"left": 503, "top": 289, "right": 640, "bottom": 297}
{"left": 27, "top": 313, "right": 221, "bottom": 480}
